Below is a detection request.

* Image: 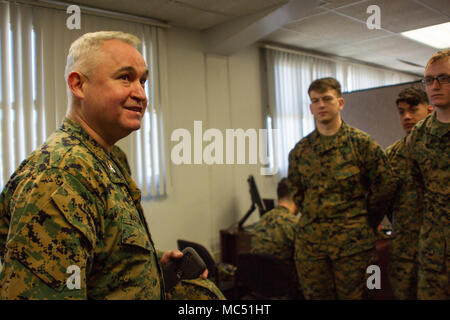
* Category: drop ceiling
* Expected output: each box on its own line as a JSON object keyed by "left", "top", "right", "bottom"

{"left": 53, "top": 0, "right": 450, "bottom": 75}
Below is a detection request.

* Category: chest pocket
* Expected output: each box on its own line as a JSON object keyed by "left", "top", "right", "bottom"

{"left": 331, "top": 161, "right": 364, "bottom": 198}
{"left": 334, "top": 164, "right": 360, "bottom": 181}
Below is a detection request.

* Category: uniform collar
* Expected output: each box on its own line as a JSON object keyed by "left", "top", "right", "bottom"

{"left": 310, "top": 120, "right": 348, "bottom": 154}
{"left": 427, "top": 111, "right": 450, "bottom": 138}
{"left": 277, "top": 205, "right": 291, "bottom": 214}
{"left": 59, "top": 118, "right": 128, "bottom": 185}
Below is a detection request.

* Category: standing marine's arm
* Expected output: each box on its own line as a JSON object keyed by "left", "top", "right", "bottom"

{"left": 287, "top": 147, "right": 304, "bottom": 209}
{"left": 361, "top": 138, "right": 398, "bottom": 228}
{"left": 0, "top": 172, "right": 98, "bottom": 300}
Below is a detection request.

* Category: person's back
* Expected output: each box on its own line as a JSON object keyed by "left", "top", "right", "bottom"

{"left": 251, "top": 206, "right": 298, "bottom": 261}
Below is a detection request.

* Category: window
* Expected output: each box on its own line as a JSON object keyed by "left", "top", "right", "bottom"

{"left": 0, "top": 2, "right": 167, "bottom": 198}
{"left": 264, "top": 46, "right": 420, "bottom": 177}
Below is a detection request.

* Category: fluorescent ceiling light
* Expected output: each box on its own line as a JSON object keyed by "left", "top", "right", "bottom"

{"left": 401, "top": 22, "right": 450, "bottom": 49}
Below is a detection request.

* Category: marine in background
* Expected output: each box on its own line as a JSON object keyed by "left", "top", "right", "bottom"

{"left": 385, "top": 87, "right": 433, "bottom": 300}
{"left": 251, "top": 177, "right": 299, "bottom": 261}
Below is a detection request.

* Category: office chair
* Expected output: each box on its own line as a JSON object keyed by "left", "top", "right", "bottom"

{"left": 177, "top": 239, "right": 218, "bottom": 283}
{"left": 235, "top": 252, "right": 303, "bottom": 300}
{"left": 177, "top": 239, "right": 237, "bottom": 298}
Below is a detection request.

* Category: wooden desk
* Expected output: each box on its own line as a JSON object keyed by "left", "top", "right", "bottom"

{"left": 220, "top": 227, "right": 393, "bottom": 299}
{"left": 220, "top": 227, "right": 252, "bottom": 266}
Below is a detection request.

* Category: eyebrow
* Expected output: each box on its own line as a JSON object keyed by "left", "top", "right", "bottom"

{"left": 113, "top": 66, "right": 149, "bottom": 79}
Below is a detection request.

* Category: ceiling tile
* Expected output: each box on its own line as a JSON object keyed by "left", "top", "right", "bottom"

{"left": 417, "top": 0, "right": 450, "bottom": 16}
{"left": 176, "top": 0, "right": 287, "bottom": 16}
{"left": 319, "top": 0, "right": 368, "bottom": 9}
{"left": 335, "top": 0, "right": 449, "bottom": 33}
{"left": 284, "top": 11, "right": 390, "bottom": 45}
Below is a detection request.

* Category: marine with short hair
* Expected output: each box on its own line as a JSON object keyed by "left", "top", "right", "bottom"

{"left": 288, "top": 77, "right": 397, "bottom": 299}
{"left": 405, "top": 49, "right": 450, "bottom": 299}
{"left": 386, "top": 87, "right": 433, "bottom": 299}
{"left": 0, "top": 31, "right": 218, "bottom": 300}
{"left": 251, "top": 177, "right": 299, "bottom": 261}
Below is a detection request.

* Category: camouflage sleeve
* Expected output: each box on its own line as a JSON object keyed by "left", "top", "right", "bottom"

{"left": 281, "top": 215, "right": 298, "bottom": 246}
{"left": 0, "top": 192, "right": 8, "bottom": 263}
{"left": 384, "top": 143, "right": 399, "bottom": 223}
{"left": 0, "top": 171, "right": 98, "bottom": 299}
{"left": 404, "top": 129, "right": 424, "bottom": 206}
{"left": 360, "top": 137, "right": 398, "bottom": 228}
{"left": 287, "top": 147, "right": 304, "bottom": 208}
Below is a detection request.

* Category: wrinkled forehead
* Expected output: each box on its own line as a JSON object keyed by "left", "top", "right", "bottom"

{"left": 97, "top": 39, "right": 147, "bottom": 71}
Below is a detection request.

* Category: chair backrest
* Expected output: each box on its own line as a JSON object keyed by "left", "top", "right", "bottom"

{"left": 236, "top": 252, "right": 301, "bottom": 299}
{"left": 177, "top": 239, "right": 217, "bottom": 282}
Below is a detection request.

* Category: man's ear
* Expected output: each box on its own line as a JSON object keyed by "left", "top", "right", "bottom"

{"left": 426, "top": 104, "right": 434, "bottom": 114}
{"left": 338, "top": 97, "right": 344, "bottom": 111}
{"left": 67, "top": 72, "right": 86, "bottom": 99}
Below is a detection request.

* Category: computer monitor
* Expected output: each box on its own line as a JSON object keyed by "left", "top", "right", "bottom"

{"left": 238, "top": 175, "right": 273, "bottom": 228}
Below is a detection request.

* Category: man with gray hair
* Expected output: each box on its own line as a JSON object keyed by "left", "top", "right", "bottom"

{"left": 0, "top": 31, "right": 218, "bottom": 299}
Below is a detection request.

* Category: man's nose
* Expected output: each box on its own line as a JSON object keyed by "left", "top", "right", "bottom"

{"left": 131, "top": 81, "right": 147, "bottom": 102}
{"left": 431, "top": 78, "right": 441, "bottom": 90}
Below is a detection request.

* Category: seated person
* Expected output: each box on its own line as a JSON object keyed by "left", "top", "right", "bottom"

{"left": 251, "top": 178, "right": 299, "bottom": 261}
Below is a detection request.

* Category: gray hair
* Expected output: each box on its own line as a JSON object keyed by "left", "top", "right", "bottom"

{"left": 64, "top": 31, "right": 141, "bottom": 81}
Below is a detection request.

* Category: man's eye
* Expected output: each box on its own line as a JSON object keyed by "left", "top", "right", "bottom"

{"left": 119, "top": 74, "right": 130, "bottom": 81}
{"left": 438, "top": 75, "right": 450, "bottom": 83}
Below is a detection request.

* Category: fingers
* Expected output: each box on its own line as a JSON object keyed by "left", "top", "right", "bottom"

{"left": 161, "top": 249, "right": 183, "bottom": 265}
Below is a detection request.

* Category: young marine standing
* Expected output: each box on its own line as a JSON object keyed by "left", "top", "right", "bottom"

{"left": 405, "top": 49, "right": 450, "bottom": 299}
{"left": 386, "top": 87, "right": 433, "bottom": 299}
{"left": 288, "top": 77, "right": 397, "bottom": 299}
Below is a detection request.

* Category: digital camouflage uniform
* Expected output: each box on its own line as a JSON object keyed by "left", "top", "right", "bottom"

{"left": 385, "top": 137, "right": 422, "bottom": 300}
{"left": 251, "top": 206, "right": 298, "bottom": 261}
{"left": 405, "top": 112, "right": 449, "bottom": 300}
{"left": 0, "top": 118, "right": 165, "bottom": 299}
{"left": 288, "top": 121, "right": 397, "bottom": 300}
{"left": 167, "top": 278, "right": 226, "bottom": 300}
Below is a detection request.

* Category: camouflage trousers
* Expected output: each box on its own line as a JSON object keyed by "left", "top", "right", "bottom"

{"left": 417, "top": 219, "right": 449, "bottom": 300}
{"left": 295, "top": 249, "right": 377, "bottom": 300}
{"left": 166, "top": 278, "right": 226, "bottom": 300}
{"left": 388, "top": 256, "right": 418, "bottom": 300}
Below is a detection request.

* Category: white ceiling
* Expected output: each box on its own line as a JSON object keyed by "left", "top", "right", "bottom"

{"left": 58, "top": 0, "right": 450, "bottom": 75}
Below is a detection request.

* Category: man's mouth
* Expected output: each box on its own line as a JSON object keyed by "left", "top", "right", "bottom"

{"left": 124, "top": 106, "right": 143, "bottom": 114}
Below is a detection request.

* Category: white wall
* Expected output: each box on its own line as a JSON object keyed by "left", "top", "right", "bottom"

{"left": 141, "top": 27, "right": 279, "bottom": 258}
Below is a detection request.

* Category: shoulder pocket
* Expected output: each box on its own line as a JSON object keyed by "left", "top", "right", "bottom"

{"left": 6, "top": 183, "right": 96, "bottom": 291}
{"left": 121, "top": 218, "right": 152, "bottom": 252}
{"left": 51, "top": 183, "right": 97, "bottom": 248}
